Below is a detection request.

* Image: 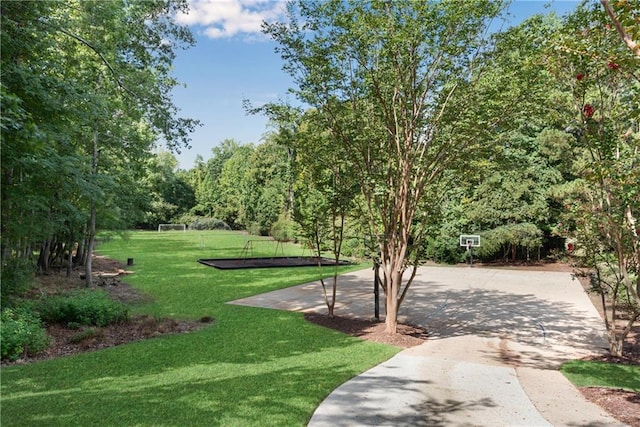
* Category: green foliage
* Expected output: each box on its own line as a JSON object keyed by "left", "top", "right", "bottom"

{"left": 421, "top": 189, "right": 472, "bottom": 264}
{"left": 200, "top": 132, "right": 288, "bottom": 233}
{"left": 215, "top": 144, "right": 255, "bottom": 229}
{"left": 188, "top": 140, "right": 244, "bottom": 218}
{"left": 176, "top": 214, "right": 231, "bottom": 231}
{"left": 243, "top": 140, "right": 291, "bottom": 233}
{"left": 340, "top": 237, "right": 367, "bottom": 259}
{"left": 547, "top": 2, "right": 640, "bottom": 356}
{"left": 142, "top": 200, "right": 180, "bottom": 230}
{"left": 424, "top": 236, "right": 467, "bottom": 265}
{"left": 1, "top": 257, "right": 35, "bottom": 308}
{"left": 138, "top": 152, "right": 196, "bottom": 229}
{"left": 36, "top": 289, "right": 128, "bottom": 328}
{"left": 1, "top": 306, "right": 50, "bottom": 361}
{"left": 476, "top": 223, "right": 543, "bottom": 261}
{"left": 269, "top": 214, "right": 300, "bottom": 242}
{"left": 246, "top": 222, "right": 263, "bottom": 236}
{"left": 1, "top": 0, "right": 198, "bottom": 270}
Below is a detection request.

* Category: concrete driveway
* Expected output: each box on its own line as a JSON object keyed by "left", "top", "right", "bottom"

{"left": 230, "top": 266, "right": 623, "bottom": 426}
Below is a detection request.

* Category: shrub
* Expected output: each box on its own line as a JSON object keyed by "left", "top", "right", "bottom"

{"left": 1, "top": 306, "right": 50, "bottom": 361}
{"left": 423, "top": 236, "right": 466, "bottom": 264}
{"left": 270, "top": 216, "right": 300, "bottom": 242}
{"left": 246, "top": 222, "right": 263, "bottom": 236}
{"left": 36, "top": 289, "right": 129, "bottom": 328}
{"left": 69, "top": 327, "right": 100, "bottom": 344}
{"left": 341, "top": 237, "right": 365, "bottom": 258}
{"left": 1, "top": 257, "right": 35, "bottom": 309}
{"left": 189, "top": 217, "right": 232, "bottom": 231}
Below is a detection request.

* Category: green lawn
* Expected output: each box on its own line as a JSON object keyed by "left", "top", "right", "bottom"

{"left": 561, "top": 359, "right": 640, "bottom": 393}
{"left": 1, "top": 231, "right": 398, "bottom": 426}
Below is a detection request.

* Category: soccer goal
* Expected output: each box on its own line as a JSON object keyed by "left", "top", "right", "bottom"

{"left": 158, "top": 223, "right": 187, "bottom": 232}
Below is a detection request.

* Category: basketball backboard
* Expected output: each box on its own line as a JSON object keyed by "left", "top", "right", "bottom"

{"left": 459, "top": 234, "right": 481, "bottom": 247}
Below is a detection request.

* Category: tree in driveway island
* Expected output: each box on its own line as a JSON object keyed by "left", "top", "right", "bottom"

{"left": 263, "top": 0, "right": 518, "bottom": 333}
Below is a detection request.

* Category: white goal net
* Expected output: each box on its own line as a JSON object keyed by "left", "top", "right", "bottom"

{"left": 158, "top": 224, "right": 187, "bottom": 232}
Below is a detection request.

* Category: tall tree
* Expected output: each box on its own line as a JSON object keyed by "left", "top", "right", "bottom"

{"left": 140, "top": 152, "right": 196, "bottom": 229}
{"left": 1, "top": 1, "right": 198, "bottom": 285}
{"left": 190, "top": 139, "right": 244, "bottom": 217}
{"left": 244, "top": 138, "right": 290, "bottom": 234}
{"left": 215, "top": 144, "right": 255, "bottom": 229}
{"left": 550, "top": 2, "right": 639, "bottom": 356}
{"left": 293, "top": 110, "right": 360, "bottom": 317}
{"left": 265, "top": 0, "right": 515, "bottom": 333}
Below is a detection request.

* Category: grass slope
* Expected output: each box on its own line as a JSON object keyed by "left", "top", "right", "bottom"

{"left": 1, "top": 231, "right": 398, "bottom": 426}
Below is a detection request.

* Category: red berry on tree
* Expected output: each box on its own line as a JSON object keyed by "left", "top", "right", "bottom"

{"left": 576, "top": 73, "right": 585, "bottom": 80}
{"left": 583, "top": 104, "right": 594, "bottom": 117}
{"left": 607, "top": 62, "right": 619, "bottom": 70}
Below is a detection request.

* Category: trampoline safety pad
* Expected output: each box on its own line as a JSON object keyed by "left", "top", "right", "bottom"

{"left": 198, "top": 257, "right": 351, "bottom": 270}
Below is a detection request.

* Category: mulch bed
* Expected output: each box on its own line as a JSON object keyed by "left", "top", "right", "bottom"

{"left": 579, "top": 387, "right": 640, "bottom": 426}
{"left": 304, "top": 312, "right": 429, "bottom": 348}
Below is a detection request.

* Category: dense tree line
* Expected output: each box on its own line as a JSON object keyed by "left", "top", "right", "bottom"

{"left": 1, "top": 0, "right": 197, "bottom": 285}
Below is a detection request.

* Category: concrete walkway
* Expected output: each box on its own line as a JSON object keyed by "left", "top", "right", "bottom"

{"left": 230, "top": 266, "right": 625, "bottom": 426}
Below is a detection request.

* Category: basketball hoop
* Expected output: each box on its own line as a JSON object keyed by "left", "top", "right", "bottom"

{"left": 459, "top": 234, "right": 481, "bottom": 267}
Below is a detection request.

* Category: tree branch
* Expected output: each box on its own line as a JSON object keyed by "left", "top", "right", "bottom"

{"left": 600, "top": 0, "right": 640, "bottom": 57}
{"left": 48, "top": 21, "right": 141, "bottom": 99}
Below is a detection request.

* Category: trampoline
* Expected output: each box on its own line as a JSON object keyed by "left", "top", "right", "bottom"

{"left": 198, "top": 256, "right": 352, "bottom": 270}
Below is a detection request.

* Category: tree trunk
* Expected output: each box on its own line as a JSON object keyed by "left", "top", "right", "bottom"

{"left": 384, "top": 268, "right": 402, "bottom": 334}
{"left": 66, "top": 239, "right": 73, "bottom": 278}
{"left": 329, "top": 274, "right": 337, "bottom": 317}
{"left": 38, "top": 239, "right": 51, "bottom": 273}
{"left": 75, "top": 237, "right": 84, "bottom": 266}
{"left": 85, "top": 130, "right": 98, "bottom": 288}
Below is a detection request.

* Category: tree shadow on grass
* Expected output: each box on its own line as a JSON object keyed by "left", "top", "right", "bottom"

{"left": 0, "top": 308, "right": 397, "bottom": 426}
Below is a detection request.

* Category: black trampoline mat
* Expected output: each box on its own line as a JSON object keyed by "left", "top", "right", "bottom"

{"left": 198, "top": 257, "right": 351, "bottom": 270}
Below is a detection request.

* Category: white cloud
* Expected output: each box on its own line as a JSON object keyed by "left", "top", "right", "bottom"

{"left": 176, "top": 0, "right": 287, "bottom": 39}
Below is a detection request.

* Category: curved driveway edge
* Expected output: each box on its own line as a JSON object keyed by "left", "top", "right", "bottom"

{"left": 229, "top": 266, "right": 625, "bottom": 426}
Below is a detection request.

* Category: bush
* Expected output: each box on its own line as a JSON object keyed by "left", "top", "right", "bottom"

{"left": 246, "top": 222, "right": 263, "bottom": 236}
{"left": 1, "top": 257, "right": 35, "bottom": 309}
{"left": 36, "top": 289, "right": 129, "bottom": 328}
{"left": 189, "top": 217, "right": 232, "bottom": 231}
{"left": 341, "top": 237, "right": 366, "bottom": 258}
{"left": 423, "top": 236, "right": 466, "bottom": 264}
{"left": 270, "top": 216, "right": 300, "bottom": 242}
{"left": 1, "top": 306, "right": 50, "bottom": 361}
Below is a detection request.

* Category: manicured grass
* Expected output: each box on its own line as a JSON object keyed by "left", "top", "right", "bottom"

{"left": 1, "top": 231, "right": 398, "bottom": 426}
{"left": 561, "top": 359, "right": 640, "bottom": 392}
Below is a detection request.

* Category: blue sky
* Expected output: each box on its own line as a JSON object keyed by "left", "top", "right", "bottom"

{"left": 169, "top": 0, "right": 583, "bottom": 169}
